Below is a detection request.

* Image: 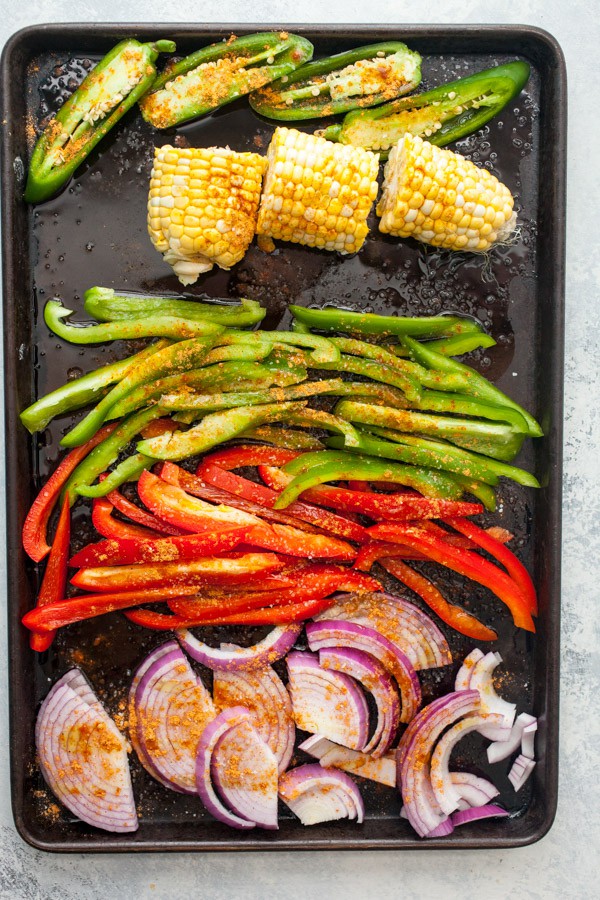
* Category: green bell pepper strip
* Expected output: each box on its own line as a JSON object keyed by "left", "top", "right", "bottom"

{"left": 289, "top": 305, "right": 483, "bottom": 339}
{"left": 84, "top": 287, "right": 265, "bottom": 327}
{"left": 159, "top": 378, "right": 344, "bottom": 413}
{"left": 414, "top": 389, "right": 531, "bottom": 432}
{"left": 451, "top": 475, "right": 497, "bottom": 512}
{"left": 315, "top": 381, "right": 409, "bottom": 409}
{"left": 221, "top": 329, "right": 340, "bottom": 365}
{"left": 137, "top": 401, "right": 307, "bottom": 461}
{"left": 286, "top": 408, "right": 361, "bottom": 447}
{"left": 24, "top": 39, "right": 176, "bottom": 203}
{"left": 249, "top": 41, "right": 421, "bottom": 121}
{"left": 313, "top": 354, "right": 421, "bottom": 402}
{"left": 202, "top": 344, "right": 273, "bottom": 364}
{"left": 61, "top": 334, "right": 221, "bottom": 448}
{"left": 44, "top": 299, "right": 224, "bottom": 344}
{"left": 335, "top": 399, "right": 525, "bottom": 461}
{"left": 362, "top": 427, "right": 539, "bottom": 488}
{"left": 392, "top": 332, "right": 497, "bottom": 358}
{"left": 401, "top": 335, "right": 543, "bottom": 437}
{"left": 19, "top": 340, "right": 169, "bottom": 434}
{"left": 239, "top": 425, "right": 325, "bottom": 452}
{"left": 274, "top": 450, "right": 463, "bottom": 509}
{"left": 140, "top": 32, "right": 313, "bottom": 129}
{"left": 76, "top": 453, "right": 154, "bottom": 498}
{"left": 323, "top": 61, "right": 531, "bottom": 158}
{"left": 261, "top": 346, "right": 308, "bottom": 382}
{"left": 107, "top": 360, "right": 305, "bottom": 419}
{"left": 63, "top": 407, "right": 165, "bottom": 502}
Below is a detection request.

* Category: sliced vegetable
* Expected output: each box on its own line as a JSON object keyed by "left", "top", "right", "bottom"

{"left": 299, "top": 735, "right": 396, "bottom": 788}
{"left": 25, "top": 38, "right": 175, "bottom": 203}
{"left": 289, "top": 305, "right": 482, "bottom": 339}
{"left": 508, "top": 754, "right": 536, "bottom": 791}
{"left": 140, "top": 32, "right": 314, "bottom": 128}
{"left": 178, "top": 625, "right": 301, "bottom": 671}
{"left": 324, "top": 61, "right": 530, "bottom": 157}
{"left": 278, "top": 764, "right": 364, "bottom": 825}
{"left": 487, "top": 713, "right": 537, "bottom": 764}
{"left": 250, "top": 42, "right": 421, "bottom": 120}
{"left": 195, "top": 707, "right": 256, "bottom": 829}
{"left": 30, "top": 495, "right": 70, "bottom": 653}
{"left": 69, "top": 527, "right": 249, "bottom": 568}
{"left": 84, "top": 288, "right": 266, "bottom": 327}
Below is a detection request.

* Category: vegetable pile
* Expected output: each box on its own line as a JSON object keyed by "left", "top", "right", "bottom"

{"left": 22, "top": 29, "right": 542, "bottom": 845}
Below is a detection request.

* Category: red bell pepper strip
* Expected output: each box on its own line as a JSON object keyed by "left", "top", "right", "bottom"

{"left": 126, "top": 596, "right": 338, "bottom": 629}
{"left": 201, "top": 444, "right": 301, "bottom": 470}
{"left": 139, "top": 416, "right": 180, "bottom": 440}
{"left": 70, "top": 552, "right": 285, "bottom": 593}
{"left": 167, "top": 565, "right": 380, "bottom": 620}
{"left": 29, "top": 495, "right": 71, "bottom": 652}
{"left": 259, "top": 464, "right": 483, "bottom": 521}
{"left": 141, "top": 469, "right": 357, "bottom": 560}
{"left": 22, "top": 583, "right": 210, "bottom": 633}
{"left": 22, "top": 423, "right": 118, "bottom": 562}
{"left": 105, "top": 486, "right": 186, "bottom": 536}
{"left": 380, "top": 557, "right": 498, "bottom": 642}
{"left": 367, "top": 523, "right": 535, "bottom": 632}
{"left": 354, "top": 527, "right": 512, "bottom": 570}
{"left": 69, "top": 526, "right": 251, "bottom": 567}
{"left": 91, "top": 496, "right": 163, "bottom": 541}
{"left": 195, "top": 460, "right": 370, "bottom": 543}
{"left": 443, "top": 516, "right": 537, "bottom": 615}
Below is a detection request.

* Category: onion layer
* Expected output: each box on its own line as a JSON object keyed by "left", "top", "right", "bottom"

{"left": 487, "top": 713, "right": 537, "bottom": 764}
{"left": 287, "top": 651, "right": 369, "bottom": 751}
{"left": 306, "top": 619, "right": 420, "bottom": 724}
{"left": 508, "top": 754, "right": 536, "bottom": 791}
{"left": 214, "top": 665, "right": 295, "bottom": 773}
{"left": 315, "top": 591, "right": 451, "bottom": 670}
{"left": 430, "top": 713, "right": 503, "bottom": 814}
{"left": 299, "top": 735, "right": 397, "bottom": 787}
{"left": 36, "top": 669, "right": 137, "bottom": 833}
{"left": 450, "top": 772, "right": 499, "bottom": 809}
{"left": 451, "top": 804, "right": 509, "bottom": 827}
{"left": 455, "top": 650, "right": 515, "bottom": 741}
{"left": 178, "top": 624, "right": 301, "bottom": 671}
{"left": 212, "top": 718, "right": 279, "bottom": 829}
{"left": 279, "top": 764, "right": 364, "bottom": 825}
{"left": 130, "top": 641, "right": 215, "bottom": 793}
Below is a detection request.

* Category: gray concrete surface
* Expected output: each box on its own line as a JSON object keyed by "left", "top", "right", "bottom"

{"left": 1, "top": 2, "right": 598, "bottom": 898}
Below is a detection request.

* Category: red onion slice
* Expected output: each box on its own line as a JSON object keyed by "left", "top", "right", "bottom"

{"left": 299, "top": 735, "right": 397, "bottom": 787}
{"left": 279, "top": 764, "right": 364, "bottom": 825}
{"left": 397, "top": 690, "right": 481, "bottom": 837}
{"left": 318, "top": 646, "right": 400, "bottom": 756}
{"left": 487, "top": 713, "right": 537, "bottom": 764}
{"left": 286, "top": 651, "right": 369, "bottom": 751}
{"left": 36, "top": 671, "right": 137, "bottom": 833}
{"left": 178, "top": 625, "right": 301, "bottom": 671}
{"left": 521, "top": 721, "right": 537, "bottom": 760}
{"left": 316, "top": 591, "right": 451, "bottom": 670}
{"left": 426, "top": 818, "right": 455, "bottom": 838}
{"left": 211, "top": 718, "right": 279, "bottom": 829}
{"left": 508, "top": 754, "right": 536, "bottom": 791}
{"left": 450, "top": 772, "right": 499, "bottom": 809}
{"left": 306, "top": 620, "right": 421, "bottom": 724}
{"left": 213, "top": 665, "right": 295, "bottom": 773}
{"left": 454, "top": 648, "right": 484, "bottom": 690}
{"left": 469, "top": 652, "right": 516, "bottom": 740}
{"left": 430, "top": 713, "right": 504, "bottom": 814}
{"left": 131, "top": 642, "right": 215, "bottom": 793}
{"left": 451, "top": 804, "right": 509, "bottom": 827}
{"left": 195, "top": 707, "right": 256, "bottom": 829}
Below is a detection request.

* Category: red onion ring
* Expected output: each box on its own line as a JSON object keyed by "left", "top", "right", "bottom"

{"left": 508, "top": 754, "right": 536, "bottom": 791}
{"left": 306, "top": 620, "right": 420, "bottom": 724}
{"left": 195, "top": 707, "right": 256, "bottom": 829}
{"left": 451, "top": 805, "right": 509, "bottom": 827}
{"left": 315, "top": 592, "right": 451, "bottom": 670}
{"left": 454, "top": 648, "right": 484, "bottom": 689}
{"left": 211, "top": 717, "right": 279, "bottom": 829}
{"left": 286, "top": 651, "right": 369, "bottom": 751}
{"left": 468, "top": 652, "right": 516, "bottom": 740}
{"left": 177, "top": 625, "right": 301, "bottom": 671}
{"left": 397, "top": 690, "right": 481, "bottom": 838}
{"left": 279, "top": 764, "right": 364, "bottom": 825}
{"left": 299, "top": 735, "right": 397, "bottom": 787}
{"left": 36, "top": 670, "right": 137, "bottom": 833}
{"left": 430, "top": 713, "right": 504, "bottom": 814}
{"left": 450, "top": 772, "right": 499, "bottom": 809}
{"left": 131, "top": 642, "right": 215, "bottom": 793}
{"left": 318, "top": 646, "right": 400, "bottom": 757}
{"left": 213, "top": 665, "right": 295, "bottom": 773}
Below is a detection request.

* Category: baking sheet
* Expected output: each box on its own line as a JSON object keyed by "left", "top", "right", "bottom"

{"left": 1, "top": 23, "right": 565, "bottom": 851}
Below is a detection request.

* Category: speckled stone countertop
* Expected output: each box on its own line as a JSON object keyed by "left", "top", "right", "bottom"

{"left": 1, "top": 3, "right": 598, "bottom": 898}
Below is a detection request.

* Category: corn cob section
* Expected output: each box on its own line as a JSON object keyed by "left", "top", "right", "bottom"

{"left": 377, "top": 133, "right": 516, "bottom": 252}
{"left": 147, "top": 145, "right": 267, "bottom": 285}
{"left": 256, "top": 127, "right": 379, "bottom": 254}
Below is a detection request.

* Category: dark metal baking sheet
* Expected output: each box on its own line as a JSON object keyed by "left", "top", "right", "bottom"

{"left": 1, "top": 23, "right": 565, "bottom": 852}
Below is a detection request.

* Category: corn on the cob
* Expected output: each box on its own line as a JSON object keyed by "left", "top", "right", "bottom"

{"left": 256, "top": 127, "right": 379, "bottom": 254}
{"left": 377, "top": 133, "right": 516, "bottom": 252}
{"left": 147, "top": 145, "right": 267, "bottom": 285}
